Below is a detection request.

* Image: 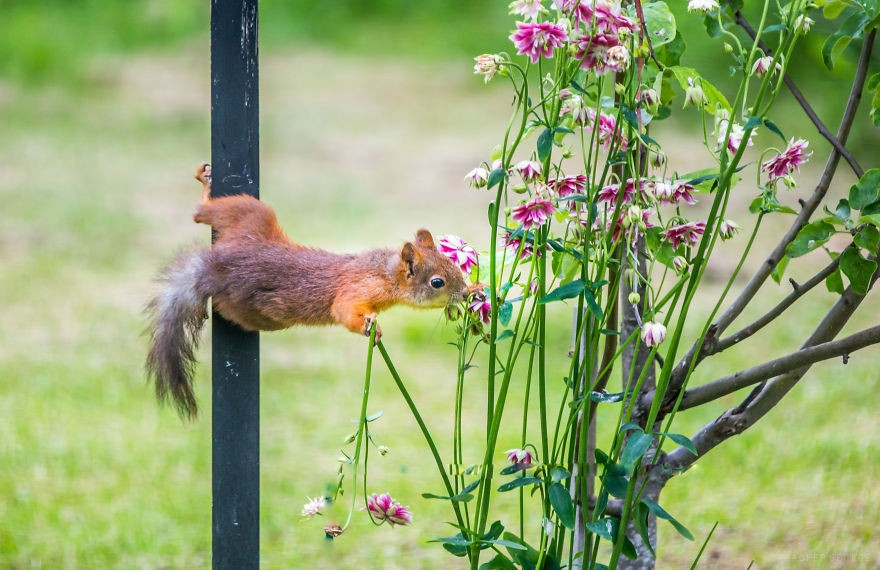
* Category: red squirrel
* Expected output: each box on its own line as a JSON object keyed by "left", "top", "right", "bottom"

{"left": 146, "top": 163, "right": 470, "bottom": 419}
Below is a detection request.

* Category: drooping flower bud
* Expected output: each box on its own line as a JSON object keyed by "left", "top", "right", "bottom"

{"left": 683, "top": 80, "right": 707, "bottom": 109}
{"left": 719, "top": 219, "right": 741, "bottom": 240}
{"left": 641, "top": 321, "right": 667, "bottom": 347}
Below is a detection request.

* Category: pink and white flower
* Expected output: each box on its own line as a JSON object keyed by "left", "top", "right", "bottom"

{"left": 687, "top": 0, "right": 719, "bottom": 13}
{"left": 761, "top": 138, "right": 811, "bottom": 181}
{"left": 652, "top": 180, "right": 696, "bottom": 205}
{"left": 509, "top": 0, "right": 545, "bottom": 21}
{"left": 365, "top": 493, "right": 412, "bottom": 526}
{"left": 549, "top": 174, "right": 587, "bottom": 197}
{"left": 503, "top": 230, "right": 539, "bottom": 260}
{"left": 509, "top": 21, "right": 568, "bottom": 64}
{"left": 559, "top": 0, "right": 595, "bottom": 26}
{"left": 587, "top": 108, "right": 627, "bottom": 151}
{"left": 474, "top": 54, "right": 504, "bottom": 83}
{"left": 464, "top": 166, "right": 490, "bottom": 189}
{"left": 437, "top": 235, "right": 479, "bottom": 274}
{"left": 512, "top": 196, "right": 555, "bottom": 229}
{"left": 751, "top": 55, "right": 778, "bottom": 76}
{"left": 717, "top": 117, "right": 754, "bottom": 155}
{"left": 718, "top": 219, "right": 741, "bottom": 240}
{"left": 515, "top": 159, "right": 543, "bottom": 183}
{"left": 468, "top": 289, "right": 492, "bottom": 324}
{"left": 641, "top": 321, "right": 667, "bottom": 347}
{"left": 664, "top": 221, "right": 706, "bottom": 248}
{"left": 301, "top": 496, "right": 326, "bottom": 518}
{"left": 504, "top": 448, "right": 535, "bottom": 467}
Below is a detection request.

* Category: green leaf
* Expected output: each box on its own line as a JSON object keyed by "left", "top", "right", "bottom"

{"left": 619, "top": 422, "right": 643, "bottom": 434}
{"left": 479, "top": 554, "right": 517, "bottom": 570}
{"left": 826, "top": 266, "right": 845, "bottom": 294}
{"left": 763, "top": 118, "right": 786, "bottom": 142}
{"left": 621, "top": 432, "right": 653, "bottom": 471}
{"left": 488, "top": 202, "right": 497, "bottom": 226}
{"left": 828, "top": 198, "right": 851, "bottom": 222}
{"left": 641, "top": 499, "right": 694, "bottom": 540}
{"left": 667, "top": 66, "right": 731, "bottom": 115}
{"left": 584, "top": 289, "right": 604, "bottom": 320}
{"left": 539, "top": 279, "right": 588, "bottom": 304}
{"left": 761, "top": 23, "right": 787, "bottom": 34}
{"left": 497, "top": 476, "right": 542, "bottom": 492}
{"left": 849, "top": 169, "right": 880, "bottom": 210}
{"left": 633, "top": 502, "right": 656, "bottom": 557}
{"left": 548, "top": 482, "right": 575, "bottom": 530}
{"left": 537, "top": 127, "right": 553, "bottom": 163}
{"left": 770, "top": 254, "right": 789, "bottom": 284}
{"left": 494, "top": 329, "right": 515, "bottom": 344}
{"left": 604, "top": 474, "right": 629, "bottom": 498}
{"left": 855, "top": 224, "right": 880, "bottom": 251}
{"left": 550, "top": 466, "right": 571, "bottom": 483}
{"left": 484, "top": 540, "right": 527, "bottom": 551}
{"left": 664, "top": 433, "right": 698, "bottom": 457}
{"left": 590, "top": 390, "right": 627, "bottom": 403}
{"left": 839, "top": 247, "right": 878, "bottom": 295}
{"left": 498, "top": 301, "right": 513, "bottom": 326}
{"left": 586, "top": 517, "right": 617, "bottom": 541}
{"left": 822, "top": 11, "right": 870, "bottom": 70}
{"left": 488, "top": 167, "right": 506, "bottom": 190}
{"left": 641, "top": 1, "right": 677, "bottom": 48}
{"left": 656, "top": 30, "right": 686, "bottom": 67}
{"left": 823, "top": 0, "right": 850, "bottom": 20}
{"left": 786, "top": 220, "right": 836, "bottom": 258}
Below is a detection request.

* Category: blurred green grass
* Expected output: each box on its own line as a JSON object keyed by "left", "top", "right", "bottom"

{"left": 2, "top": 2, "right": 880, "bottom": 569}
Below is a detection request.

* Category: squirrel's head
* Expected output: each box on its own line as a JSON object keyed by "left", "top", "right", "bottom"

{"left": 398, "top": 229, "right": 470, "bottom": 309}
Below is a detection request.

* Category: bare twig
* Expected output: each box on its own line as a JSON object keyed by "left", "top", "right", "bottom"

{"left": 679, "top": 324, "right": 880, "bottom": 410}
{"left": 714, "top": 253, "right": 842, "bottom": 353}
{"left": 735, "top": 11, "right": 864, "bottom": 177}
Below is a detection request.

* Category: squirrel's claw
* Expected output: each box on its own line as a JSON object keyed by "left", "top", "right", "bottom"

{"left": 195, "top": 163, "right": 213, "bottom": 202}
{"left": 364, "top": 313, "right": 382, "bottom": 344}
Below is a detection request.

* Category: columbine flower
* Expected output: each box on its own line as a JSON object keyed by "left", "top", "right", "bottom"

{"left": 549, "top": 174, "right": 587, "bottom": 197}
{"left": 688, "top": 0, "right": 719, "bottom": 13}
{"left": 761, "top": 138, "right": 811, "bottom": 182}
{"left": 795, "top": 15, "right": 814, "bottom": 35}
{"left": 437, "top": 235, "right": 479, "bottom": 274}
{"left": 365, "top": 493, "right": 412, "bottom": 526}
{"left": 515, "top": 160, "right": 543, "bottom": 183}
{"left": 664, "top": 221, "right": 706, "bottom": 248}
{"left": 301, "top": 496, "right": 326, "bottom": 518}
{"left": 672, "top": 256, "right": 688, "bottom": 274}
{"left": 719, "top": 219, "right": 741, "bottom": 240}
{"left": 468, "top": 289, "right": 492, "bottom": 324}
{"left": 503, "top": 230, "right": 539, "bottom": 260}
{"left": 640, "top": 88, "right": 660, "bottom": 115}
{"left": 509, "top": 0, "right": 545, "bottom": 21}
{"left": 504, "top": 448, "right": 534, "bottom": 467}
{"left": 509, "top": 21, "right": 568, "bottom": 64}
{"left": 683, "top": 80, "right": 707, "bottom": 109}
{"left": 560, "top": 0, "right": 595, "bottom": 26}
{"left": 653, "top": 180, "right": 696, "bottom": 205}
{"left": 574, "top": 33, "right": 619, "bottom": 75}
{"left": 587, "top": 108, "right": 627, "bottom": 151}
{"left": 594, "top": 2, "right": 639, "bottom": 35}
{"left": 751, "top": 55, "right": 778, "bottom": 76}
{"left": 512, "top": 196, "right": 555, "bottom": 229}
{"left": 473, "top": 54, "right": 503, "bottom": 83}
{"left": 464, "top": 166, "right": 489, "bottom": 189}
{"left": 606, "top": 45, "right": 631, "bottom": 73}
{"left": 641, "top": 321, "right": 667, "bottom": 347}
{"left": 717, "top": 115, "right": 755, "bottom": 154}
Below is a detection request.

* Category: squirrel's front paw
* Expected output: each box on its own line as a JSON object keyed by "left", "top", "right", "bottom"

{"left": 364, "top": 313, "right": 382, "bottom": 344}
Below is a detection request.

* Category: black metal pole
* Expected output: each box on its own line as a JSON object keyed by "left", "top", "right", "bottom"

{"left": 210, "top": 1, "right": 260, "bottom": 568}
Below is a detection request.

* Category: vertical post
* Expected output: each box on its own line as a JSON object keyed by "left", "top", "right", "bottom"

{"left": 210, "top": 1, "right": 260, "bottom": 568}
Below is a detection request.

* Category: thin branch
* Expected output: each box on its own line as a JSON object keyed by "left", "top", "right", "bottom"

{"left": 735, "top": 11, "right": 864, "bottom": 177}
{"left": 665, "top": 27, "right": 876, "bottom": 399}
{"left": 679, "top": 324, "right": 880, "bottom": 410}
{"left": 714, "top": 253, "right": 842, "bottom": 353}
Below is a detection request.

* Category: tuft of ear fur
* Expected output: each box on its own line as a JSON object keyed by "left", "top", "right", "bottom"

{"left": 414, "top": 229, "right": 435, "bottom": 249}
{"left": 400, "top": 242, "right": 418, "bottom": 278}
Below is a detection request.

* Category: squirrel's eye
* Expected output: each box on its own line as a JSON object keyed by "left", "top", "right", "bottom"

{"left": 430, "top": 277, "right": 445, "bottom": 289}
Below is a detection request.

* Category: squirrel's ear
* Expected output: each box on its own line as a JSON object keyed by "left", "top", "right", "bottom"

{"left": 401, "top": 242, "right": 417, "bottom": 278}
{"left": 415, "top": 229, "right": 435, "bottom": 249}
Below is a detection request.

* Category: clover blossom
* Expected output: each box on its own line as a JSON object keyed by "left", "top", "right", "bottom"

{"left": 509, "top": 21, "right": 568, "bottom": 64}
{"left": 365, "top": 493, "right": 412, "bottom": 526}
{"left": 437, "top": 235, "right": 479, "bottom": 274}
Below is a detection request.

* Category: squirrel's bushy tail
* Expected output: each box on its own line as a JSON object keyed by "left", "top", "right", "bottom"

{"left": 145, "top": 248, "right": 212, "bottom": 420}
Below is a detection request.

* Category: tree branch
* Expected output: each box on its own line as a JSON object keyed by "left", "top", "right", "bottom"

{"left": 713, "top": 253, "right": 842, "bottom": 353}
{"left": 735, "top": 11, "right": 864, "bottom": 177}
{"left": 679, "top": 324, "right": 880, "bottom": 410}
{"left": 665, "top": 27, "right": 876, "bottom": 400}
